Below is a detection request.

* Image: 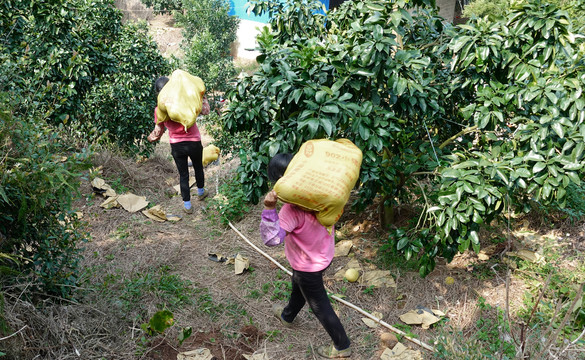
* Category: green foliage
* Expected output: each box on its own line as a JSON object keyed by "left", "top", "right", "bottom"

{"left": 218, "top": 0, "right": 585, "bottom": 277}
{"left": 517, "top": 252, "right": 585, "bottom": 339}
{"left": 424, "top": 0, "right": 585, "bottom": 273}
{"left": 140, "top": 0, "right": 183, "bottom": 13}
{"left": 462, "top": 0, "right": 511, "bottom": 20}
{"left": 194, "top": 286, "right": 248, "bottom": 321}
{"left": 199, "top": 112, "right": 253, "bottom": 156}
{"left": 260, "top": 280, "right": 293, "bottom": 300}
{"left": 362, "top": 285, "right": 375, "bottom": 295}
{"left": 1, "top": 0, "right": 170, "bottom": 156}
{"left": 434, "top": 298, "right": 515, "bottom": 359}
{"left": 176, "top": 0, "right": 239, "bottom": 95}
{"left": 538, "top": 182, "right": 585, "bottom": 223}
{"left": 204, "top": 173, "right": 251, "bottom": 226}
{"left": 248, "top": 0, "right": 329, "bottom": 43}
{"left": 0, "top": 293, "right": 8, "bottom": 334}
{"left": 141, "top": 310, "right": 175, "bottom": 335}
{"left": 0, "top": 94, "right": 89, "bottom": 298}
{"left": 79, "top": 21, "right": 169, "bottom": 156}
{"left": 266, "top": 329, "right": 284, "bottom": 341}
{"left": 434, "top": 300, "right": 516, "bottom": 359}
{"left": 118, "top": 267, "right": 195, "bottom": 312}
{"left": 178, "top": 326, "right": 193, "bottom": 345}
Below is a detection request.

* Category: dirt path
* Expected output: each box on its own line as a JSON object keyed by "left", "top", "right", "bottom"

{"left": 78, "top": 124, "right": 540, "bottom": 360}
{"left": 68, "top": 6, "right": 576, "bottom": 360}
{"left": 147, "top": 13, "right": 183, "bottom": 58}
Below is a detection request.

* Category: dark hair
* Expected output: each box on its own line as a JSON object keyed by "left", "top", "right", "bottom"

{"left": 154, "top": 76, "right": 169, "bottom": 96}
{"left": 268, "top": 153, "right": 294, "bottom": 183}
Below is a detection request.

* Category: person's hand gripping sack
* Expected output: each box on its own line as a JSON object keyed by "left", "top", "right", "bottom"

{"left": 264, "top": 190, "right": 278, "bottom": 210}
{"left": 147, "top": 123, "right": 165, "bottom": 143}
{"left": 201, "top": 96, "right": 210, "bottom": 116}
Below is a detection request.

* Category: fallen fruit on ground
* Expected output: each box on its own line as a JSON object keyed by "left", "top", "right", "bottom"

{"left": 344, "top": 268, "right": 360, "bottom": 282}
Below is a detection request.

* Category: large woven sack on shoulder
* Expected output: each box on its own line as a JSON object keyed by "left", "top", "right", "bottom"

{"left": 156, "top": 69, "right": 206, "bottom": 131}
{"left": 274, "top": 139, "right": 362, "bottom": 227}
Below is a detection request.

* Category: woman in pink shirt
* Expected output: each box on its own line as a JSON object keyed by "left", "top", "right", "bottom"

{"left": 260, "top": 154, "right": 351, "bottom": 359}
{"left": 148, "top": 76, "right": 210, "bottom": 214}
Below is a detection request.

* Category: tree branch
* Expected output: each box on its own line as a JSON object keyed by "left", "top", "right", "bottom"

{"left": 439, "top": 125, "right": 478, "bottom": 149}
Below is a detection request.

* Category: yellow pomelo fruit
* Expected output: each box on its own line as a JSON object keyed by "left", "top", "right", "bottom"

{"left": 344, "top": 268, "right": 360, "bottom": 283}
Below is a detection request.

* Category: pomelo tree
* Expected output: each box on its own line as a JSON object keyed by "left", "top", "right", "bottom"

{"left": 0, "top": 0, "right": 168, "bottom": 296}
{"left": 218, "top": 0, "right": 585, "bottom": 275}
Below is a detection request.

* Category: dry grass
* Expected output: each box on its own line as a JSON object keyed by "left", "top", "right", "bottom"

{"left": 3, "top": 139, "right": 584, "bottom": 359}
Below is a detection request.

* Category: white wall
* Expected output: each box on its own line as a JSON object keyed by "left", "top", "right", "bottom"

{"left": 436, "top": 0, "right": 456, "bottom": 22}
{"left": 233, "top": 19, "right": 268, "bottom": 60}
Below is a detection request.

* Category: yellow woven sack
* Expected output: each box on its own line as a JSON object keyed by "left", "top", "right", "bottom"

{"left": 156, "top": 69, "right": 206, "bottom": 131}
{"left": 274, "top": 138, "right": 362, "bottom": 228}
{"left": 202, "top": 145, "right": 220, "bottom": 166}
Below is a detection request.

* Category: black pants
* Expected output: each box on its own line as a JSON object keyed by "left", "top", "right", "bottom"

{"left": 170, "top": 141, "right": 204, "bottom": 202}
{"left": 282, "top": 268, "right": 351, "bottom": 350}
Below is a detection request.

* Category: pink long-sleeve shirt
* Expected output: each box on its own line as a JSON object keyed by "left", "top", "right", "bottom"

{"left": 260, "top": 205, "right": 335, "bottom": 272}
{"left": 154, "top": 107, "right": 201, "bottom": 143}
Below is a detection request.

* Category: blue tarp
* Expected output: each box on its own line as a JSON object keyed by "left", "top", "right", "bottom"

{"left": 229, "top": 0, "right": 330, "bottom": 23}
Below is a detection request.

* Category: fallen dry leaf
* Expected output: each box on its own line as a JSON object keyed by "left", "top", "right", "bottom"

{"left": 243, "top": 350, "right": 268, "bottom": 360}
{"left": 142, "top": 205, "right": 167, "bottom": 222}
{"left": 91, "top": 177, "right": 117, "bottom": 197}
{"left": 478, "top": 252, "right": 490, "bottom": 261}
{"left": 507, "top": 249, "right": 543, "bottom": 263}
{"left": 360, "top": 270, "right": 396, "bottom": 288}
{"left": 173, "top": 177, "right": 196, "bottom": 195}
{"left": 117, "top": 193, "right": 149, "bottom": 213}
{"left": 177, "top": 348, "right": 214, "bottom": 360}
{"left": 380, "top": 342, "right": 423, "bottom": 360}
{"left": 399, "top": 308, "right": 441, "bottom": 329}
{"left": 234, "top": 253, "right": 250, "bottom": 274}
{"left": 100, "top": 196, "right": 119, "bottom": 209}
{"left": 91, "top": 177, "right": 106, "bottom": 189}
{"left": 361, "top": 311, "right": 383, "bottom": 328}
{"left": 334, "top": 240, "right": 353, "bottom": 257}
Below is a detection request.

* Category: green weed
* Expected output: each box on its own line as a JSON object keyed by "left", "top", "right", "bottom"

{"left": 113, "top": 223, "right": 130, "bottom": 240}
{"left": 93, "top": 265, "right": 194, "bottom": 317}
{"left": 433, "top": 299, "right": 515, "bottom": 359}
{"left": 392, "top": 323, "right": 417, "bottom": 342}
{"left": 194, "top": 287, "right": 248, "bottom": 323}
{"left": 107, "top": 176, "right": 130, "bottom": 194}
{"left": 266, "top": 329, "right": 283, "bottom": 342}
{"left": 204, "top": 174, "right": 251, "bottom": 226}
{"left": 517, "top": 255, "right": 585, "bottom": 339}
{"left": 247, "top": 289, "right": 263, "bottom": 299}
{"left": 261, "top": 281, "right": 292, "bottom": 301}
{"left": 362, "top": 285, "right": 376, "bottom": 295}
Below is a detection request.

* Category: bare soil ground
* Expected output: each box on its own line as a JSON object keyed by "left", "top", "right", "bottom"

{"left": 38, "top": 126, "right": 575, "bottom": 360}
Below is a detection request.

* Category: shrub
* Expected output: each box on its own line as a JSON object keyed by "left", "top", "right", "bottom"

{"left": 205, "top": 173, "right": 251, "bottom": 226}
{"left": 176, "top": 0, "right": 239, "bottom": 97}
{"left": 0, "top": 0, "right": 170, "bottom": 156}
{"left": 218, "top": 0, "right": 585, "bottom": 276}
{"left": 462, "top": 0, "right": 511, "bottom": 20}
{"left": 0, "top": 93, "right": 89, "bottom": 298}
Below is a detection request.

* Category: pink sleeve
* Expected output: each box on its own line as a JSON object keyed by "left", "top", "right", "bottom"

{"left": 278, "top": 204, "right": 300, "bottom": 233}
{"left": 260, "top": 209, "right": 286, "bottom": 246}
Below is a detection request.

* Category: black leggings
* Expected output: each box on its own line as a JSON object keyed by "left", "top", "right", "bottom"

{"left": 170, "top": 141, "right": 204, "bottom": 201}
{"left": 282, "top": 268, "right": 350, "bottom": 350}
